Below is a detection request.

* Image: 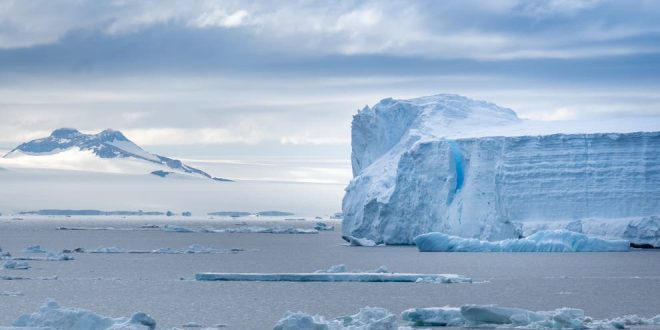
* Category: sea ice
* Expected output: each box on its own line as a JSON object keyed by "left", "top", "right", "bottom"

{"left": 401, "top": 307, "right": 463, "bottom": 327}
{"left": 3, "top": 260, "right": 30, "bottom": 270}
{"left": 201, "top": 226, "right": 318, "bottom": 234}
{"left": 273, "top": 307, "right": 397, "bottom": 330}
{"left": 23, "top": 245, "right": 46, "bottom": 253}
{"left": 47, "top": 252, "right": 74, "bottom": 261}
{"left": 399, "top": 304, "right": 660, "bottom": 329}
{"left": 90, "top": 246, "right": 124, "bottom": 253}
{"left": 414, "top": 230, "right": 630, "bottom": 252}
{"left": 162, "top": 225, "right": 195, "bottom": 233}
{"left": 12, "top": 299, "right": 156, "bottom": 330}
{"left": 195, "top": 272, "right": 471, "bottom": 283}
{"left": 89, "top": 245, "right": 225, "bottom": 254}
{"left": 314, "top": 223, "right": 335, "bottom": 231}
{"left": 346, "top": 236, "right": 377, "bottom": 247}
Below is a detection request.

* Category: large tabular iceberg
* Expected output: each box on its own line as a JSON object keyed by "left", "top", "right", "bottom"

{"left": 342, "top": 94, "right": 660, "bottom": 245}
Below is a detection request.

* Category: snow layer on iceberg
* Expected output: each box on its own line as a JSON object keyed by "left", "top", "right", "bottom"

{"left": 343, "top": 94, "right": 660, "bottom": 245}
{"left": 273, "top": 307, "right": 397, "bottom": 330}
{"left": 11, "top": 299, "right": 156, "bottom": 330}
{"left": 196, "top": 272, "right": 471, "bottom": 283}
{"left": 401, "top": 304, "right": 660, "bottom": 329}
{"left": 414, "top": 230, "right": 629, "bottom": 252}
{"left": 314, "top": 265, "right": 390, "bottom": 274}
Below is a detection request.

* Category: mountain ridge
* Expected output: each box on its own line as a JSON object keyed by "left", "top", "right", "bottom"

{"left": 3, "top": 128, "right": 231, "bottom": 181}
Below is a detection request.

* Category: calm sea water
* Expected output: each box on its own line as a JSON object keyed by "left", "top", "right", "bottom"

{"left": 1, "top": 218, "right": 658, "bottom": 329}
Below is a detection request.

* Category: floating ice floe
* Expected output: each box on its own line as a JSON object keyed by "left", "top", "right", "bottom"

{"left": 314, "top": 222, "right": 335, "bottom": 231}
{"left": 414, "top": 230, "right": 630, "bottom": 252}
{"left": 346, "top": 236, "right": 378, "bottom": 247}
{"left": 1, "top": 248, "right": 11, "bottom": 260}
{"left": 201, "top": 226, "right": 318, "bottom": 234}
{"left": 3, "top": 260, "right": 30, "bottom": 270}
{"left": 11, "top": 299, "right": 156, "bottom": 330}
{"left": 274, "top": 307, "right": 397, "bottom": 330}
{"left": 15, "top": 252, "right": 75, "bottom": 261}
{"left": 162, "top": 225, "right": 195, "bottom": 233}
{"left": 23, "top": 245, "right": 46, "bottom": 253}
{"left": 401, "top": 304, "right": 660, "bottom": 329}
{"left": 89, "top": 245, "right": 231, "bottom": 254}
{"left": 0, "top": 291, "right": 23, "bottom": 296}
{"left": 1, "top": 275, "right": 57, "bottom": 281}
{"left": 196, "top": 272, "right": 471, "bottom": 283}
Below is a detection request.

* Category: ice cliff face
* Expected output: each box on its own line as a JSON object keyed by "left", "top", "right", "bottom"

{"left": 343, "top": 94, "right": 660, "bottom": 244}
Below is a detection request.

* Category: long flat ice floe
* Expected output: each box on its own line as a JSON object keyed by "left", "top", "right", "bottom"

{"left": 56, "top": 225, "right": 319, "bottom": 234}
{"left": 196, "top": 272, "right": 471, "bottom": 283}
{"left": 10, "top": 299, "right": 156, "bottom": 330}
{"left": 200, "top": 226, "right": 318, "bottom": 234}
{"left": 401, "top": 304, "right": 660, "bottom": 329}
{"left": 414, "top": 230, "right": 630, "bottom": 252}
{"left": 89, "top": 244, "right": 239, "bottom": 254}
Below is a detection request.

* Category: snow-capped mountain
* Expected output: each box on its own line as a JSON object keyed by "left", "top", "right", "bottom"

{"left": 2, "top": 128, "right": 230, "bottom": 181}
{"left": 342, "top": 94, "right": 660, "bottom": 245}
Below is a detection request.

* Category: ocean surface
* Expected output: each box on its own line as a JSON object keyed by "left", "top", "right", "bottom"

{"left": 1, "top": 217, "right": 658, "bottom": 329}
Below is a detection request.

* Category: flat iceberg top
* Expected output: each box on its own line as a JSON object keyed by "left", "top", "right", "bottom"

{"left": 367, "top": 94, "right": 659, "bottom": 141}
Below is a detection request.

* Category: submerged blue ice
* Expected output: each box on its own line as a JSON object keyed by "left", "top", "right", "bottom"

{"left": 414, "top": 230, "right": 630, "bottom": 252}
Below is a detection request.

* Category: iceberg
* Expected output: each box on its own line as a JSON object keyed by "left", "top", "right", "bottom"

{"left": 12, "top": 299, "right": 156, "bottom": 330}
{"left": 343, "top": 94, "right": 660, "bottom": 245}
{"left": 401, "top": 307, "right": 463, "bottom": 327}
{"left": 273, "top": 307, "right": 397, "bottom": 330}
{"left": 3, "top": 260, "right": 30, "bottom": 270}
{"left": 400, "top": 304, "right": 660, "bottom": 329}
{"left": 414, "top": 230, "right": 630, "bottom": 252}
{"left": 23, "top": 245, "right": 46, "bottom": 253}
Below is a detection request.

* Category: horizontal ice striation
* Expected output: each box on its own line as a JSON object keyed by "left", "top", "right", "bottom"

{"left": 343, "top": 94, "right": 660, "bottom": 244}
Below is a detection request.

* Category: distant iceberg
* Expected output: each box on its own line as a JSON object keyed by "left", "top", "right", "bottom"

{"left": 414, "top": 230, "right": 630, "bottom": 252}
{"left": 343, "top": 94, "right": 660, "bottom": 245}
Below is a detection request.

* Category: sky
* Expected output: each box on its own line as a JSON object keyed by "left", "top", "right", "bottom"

{"left": 1, "top": 0, "right": 660, "bottom": 159}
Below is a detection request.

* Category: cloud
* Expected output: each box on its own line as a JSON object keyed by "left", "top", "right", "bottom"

{"left": 1, "top": 0, "right": 659, "bottom": 60}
